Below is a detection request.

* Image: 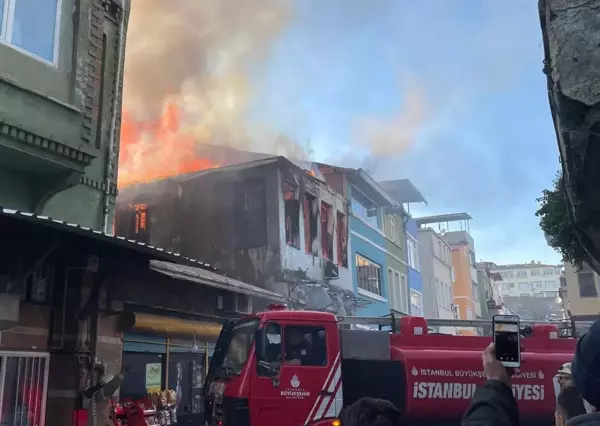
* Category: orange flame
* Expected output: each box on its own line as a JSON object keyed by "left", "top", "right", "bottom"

{"left": 118, "top": 100, "right": 220, "bottom": 188}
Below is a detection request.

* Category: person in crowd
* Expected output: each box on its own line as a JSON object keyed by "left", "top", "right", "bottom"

{"left": 462, "top": 343, "right": 518, "bottom": 426}
{"left": 556, "top": 362, "right": 574, "bottom": 391}
{"left": 571, "top": 319, "right": 600, "bottom": 421}
{"left": 555, "top": 386, "right": 587, "bottom": 426}
{"left": 340, "top": 397, "right": 402, "bottom": 426}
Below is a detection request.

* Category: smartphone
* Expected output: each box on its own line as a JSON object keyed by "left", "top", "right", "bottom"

{"left": 492, "top": 315, "right": 520, "bottom": 368}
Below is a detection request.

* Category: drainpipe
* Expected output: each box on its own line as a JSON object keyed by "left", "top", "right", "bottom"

{"left": 102, "top": 2, "right": 128, "bottom": 234}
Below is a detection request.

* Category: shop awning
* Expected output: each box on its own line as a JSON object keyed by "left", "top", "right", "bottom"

{"left": 119, "top": 311, "right": 224, "bottom": 340}
{"left": 148, "top": 260, "right": 285, "bottom": 302}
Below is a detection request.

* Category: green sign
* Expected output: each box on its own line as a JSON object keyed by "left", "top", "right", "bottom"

{"left": 145, "top": 363, "right": 162, "bottom": 393}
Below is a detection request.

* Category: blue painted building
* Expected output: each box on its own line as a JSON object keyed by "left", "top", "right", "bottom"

{"left": 319, "top": 165, "right": 397, "bottom": 317}
{"left": 406, "top": 216, "right": 424, "bottom": 316}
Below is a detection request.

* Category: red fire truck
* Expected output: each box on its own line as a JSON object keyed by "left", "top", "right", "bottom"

{"left": 204, "top": 304, "right": 578, "bottom": 426}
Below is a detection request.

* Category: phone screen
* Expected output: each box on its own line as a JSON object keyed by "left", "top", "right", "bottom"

{"left": 493, "top": 317, "right": 520, "bottom": 365}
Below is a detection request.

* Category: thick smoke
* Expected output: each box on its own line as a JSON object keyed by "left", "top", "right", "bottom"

{"left": 121, "top": 0, "right": 309, "bottom": 181}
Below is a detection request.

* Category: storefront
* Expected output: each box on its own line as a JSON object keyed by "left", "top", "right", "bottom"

{"left": 119, "top": 313, "right": 221, "bottom": 426}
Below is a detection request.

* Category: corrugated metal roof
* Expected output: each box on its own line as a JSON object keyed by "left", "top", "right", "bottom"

{"left": 149, "top": 260, "right": 284, "bottom": 301}
{"left": 0, "top": 207, "right": 215, "bottom": 270}
{"left": 415, "top": 212, "right": 472, "bottom": 225}
{"left": 378, "top": 179, "right": 427, "bottom": 205}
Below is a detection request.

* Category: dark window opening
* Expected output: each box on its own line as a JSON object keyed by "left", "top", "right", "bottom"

{"left": 282, "top": 181, "right": 300, "bottom": 249}
{"left": 337, "top": 211, "right": 348, "bottom": 267}
{"left": 321, "top": 202, "right": 333, "bottom": 260}
{"left": 234, "top": 180, "right": 267, "bottom": 248}
{"left": 578, "top": 272, "right": 598, "bottom": 298}
{"left": 303, "top": 192, "right": 318, "bottom": 255}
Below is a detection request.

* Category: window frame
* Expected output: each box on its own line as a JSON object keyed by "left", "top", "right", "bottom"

{"left": 577, "top": 272, "right": 598, "bottom": 298}
{"left": 406, "top": 236, "right": 420, "bottom": 272}
{"left": 388, "top": 215, "right": 396, "bottom": 242}
{"left": 356, "top": 254, "right": 383, "bottom": 297}
{"left": 350, "top": 186, "right": 380, "bottom": 230}
{"left": 0, "top": 0, "right": 62, "bottom": 66}
{"left": 410, "top": 289, "right": 424, "bottom": 317}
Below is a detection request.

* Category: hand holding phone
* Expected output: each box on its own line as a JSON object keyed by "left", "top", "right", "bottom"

{"left": 493, "top": 315, "right": 521, "bottom": 368}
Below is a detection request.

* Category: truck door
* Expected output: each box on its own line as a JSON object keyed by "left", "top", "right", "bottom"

{"left": 250, "top": 321, "right": 339, "bottom": 425}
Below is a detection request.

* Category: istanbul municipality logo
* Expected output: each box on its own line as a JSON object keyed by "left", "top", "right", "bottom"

{"left": 291, "top": 375, "right": 300, "bottom": 388}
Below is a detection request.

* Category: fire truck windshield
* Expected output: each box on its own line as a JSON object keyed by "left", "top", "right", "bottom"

{"left": 220, "top": 319, "right": 259, "bottom": 376}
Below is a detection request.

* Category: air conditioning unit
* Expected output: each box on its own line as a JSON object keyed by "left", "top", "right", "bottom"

{"left": 323, "top": 260, "right": 339, "bottom": 280}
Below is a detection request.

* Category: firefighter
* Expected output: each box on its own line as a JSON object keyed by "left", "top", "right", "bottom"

{"left": 556, "top": 362, "right": 574, "bottom": 391}
{"left": 83, "top": 361, "right": 129, "bottom": 426}
{"left": 285, "top": 329, "right": 312, "bottom": 365}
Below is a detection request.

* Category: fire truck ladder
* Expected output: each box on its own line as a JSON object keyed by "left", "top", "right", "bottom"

{"left": 336, "top": 315, "right": 593, "bottom": 336}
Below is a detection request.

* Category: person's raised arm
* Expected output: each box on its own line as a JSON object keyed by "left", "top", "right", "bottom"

{"left": 462, "top": 343, "right": 519, "bottom": 426}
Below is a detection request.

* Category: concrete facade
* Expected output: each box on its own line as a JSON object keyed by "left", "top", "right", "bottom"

{"left": 418, "top": 227, "right": 455, "bottom": 333}
{"left": 564, "top": 262, "right": 600, "bottom": 321}
{"left": 0, "top": 0, "right": 128, "bottom": 230}
{"left": 116, "top": 157, "right": 356, "bottom": 315}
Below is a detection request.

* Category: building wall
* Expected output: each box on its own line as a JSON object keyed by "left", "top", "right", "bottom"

{"left": 450, "top": 244, "right": 477, "bottom": 335}
{"left": 0, "top": 0, "right": 126, "bottom": 229}
{"left": 383, "top": 213, "right": 409, "bottom": 313}
{"left": 493, "top": 262, "right": 562, "bottom": 299}
{"left": 418, "top": 228, "right": 454, "bottom": 325}
{"left": 351, "top": 216, "right": 389, "bottom": 316}
{"left": 405, "top": 217, "right": 424, "bottom": 316}
{"left": 564, "top": 262, "right": 600, "bottom": 320}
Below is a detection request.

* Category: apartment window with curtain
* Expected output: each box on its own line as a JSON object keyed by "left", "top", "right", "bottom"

{"left": 410, "top": 290, "right": 424, "bottom": 317}
{"left": 356, "top": 254, "right": 382, "bottom": 296}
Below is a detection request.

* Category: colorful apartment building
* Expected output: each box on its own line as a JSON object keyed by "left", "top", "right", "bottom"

{"left": 416, "top": 213, "right": 478, "bottom": 335}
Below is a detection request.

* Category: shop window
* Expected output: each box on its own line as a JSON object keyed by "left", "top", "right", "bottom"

{"left": 282, "top": 180, "right": 300, "bottom": 249}
{"left": 303, "top": 192, "right": 318, "bottom": 254}
{"left": 321, "top": 201, "right": 334, "bottom": 260}
{"left": 336, "top": 211, "right": 348, "bottom": 268}
{"left": 0, "top": 353, "right": 49, "bottom": 426}
{"left": 284, "top": 325, "right": 327, "bottom": 367}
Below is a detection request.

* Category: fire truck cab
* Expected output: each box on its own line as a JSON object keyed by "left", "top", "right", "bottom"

{"left": 204, "top": 304, "right": 577, "bottom": 426}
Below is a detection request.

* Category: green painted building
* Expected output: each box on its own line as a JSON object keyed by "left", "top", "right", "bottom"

{"left": 0, "top": 0, "right": 129, "bottom": 231}
{"left": 383, "top": 210, "right": 410, "bottom": 313}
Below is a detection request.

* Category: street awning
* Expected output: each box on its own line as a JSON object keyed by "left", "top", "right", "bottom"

{"left": 119, "top": 311, "right": 223, "bottom": 340}
{"left": 149, "top": 260, "right": 285, "bottom": 302}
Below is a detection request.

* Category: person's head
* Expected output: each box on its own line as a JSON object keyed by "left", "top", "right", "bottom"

{"left": 340, "top": 397, "right": 402, "bottom": 426}
{"left": 572, "top": 319, "right": 600, "bottom": 410}
{"left": 556, "top": 362, "right": 573, "bottom": 390}
{"left": 555, "top": 386, "right": 586, "bottom": 426}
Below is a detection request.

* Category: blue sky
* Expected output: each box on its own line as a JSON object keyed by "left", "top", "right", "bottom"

{"left": 248, "top": 0, "right": 562, "bottom": 265}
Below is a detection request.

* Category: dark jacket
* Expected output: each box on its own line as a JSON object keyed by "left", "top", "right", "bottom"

{"left": 566, "top": 412, "right": 600, "bottom": 426}
{"left": 462, "top": 380, "right": 519, "bottom": 426}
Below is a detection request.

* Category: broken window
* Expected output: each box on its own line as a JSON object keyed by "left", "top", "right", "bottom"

{"left": 303, "top": 192, "right": 318, "bottom": 255}
{"left": 234, "top": 180, "right": 267, "bottom": 248}
{"left": 321, "top": 202, "right": 334, "bottom": 261}
{"left": 336, "top": 211, "right": 348, "bottom": 267}
{"left": 282, "top": 180, "right": 300, "bottom": 249}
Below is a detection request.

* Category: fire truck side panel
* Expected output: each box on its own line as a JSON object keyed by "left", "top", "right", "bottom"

{"left": 389, "top": 333, "right": 577, "bottom": 421}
